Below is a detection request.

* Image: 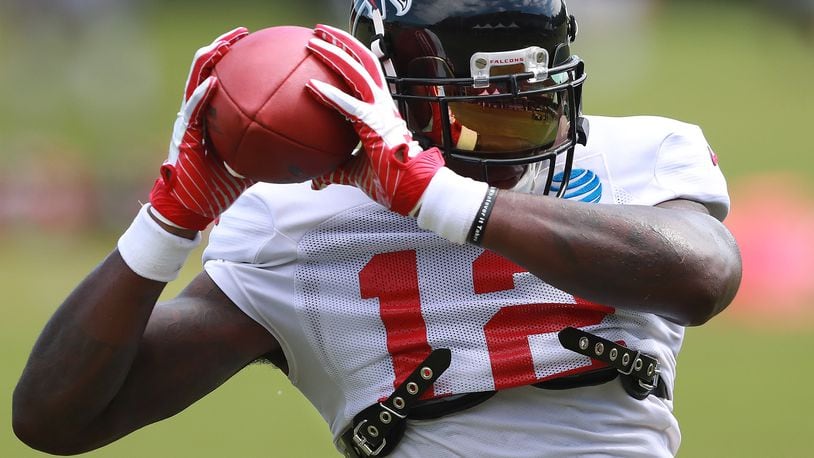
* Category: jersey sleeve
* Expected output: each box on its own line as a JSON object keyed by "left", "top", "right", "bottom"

{"left": 201, "top": 185, "right": 305, "bottom": 379}
{"left": 204, "top": 189, "right": 282, "bottom": 264}
{"left": 201, "top": 184, "right": 299, "bottom": 340}
{"left": 650, "top": 123, "right": 731, "bottom": 220}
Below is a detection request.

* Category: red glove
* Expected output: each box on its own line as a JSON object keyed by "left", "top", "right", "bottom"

{"left": 149, "top": 27, "right": 254, "bottom": 231}
{"left": 305, "top": 24, "right": 445, "bottom": 216}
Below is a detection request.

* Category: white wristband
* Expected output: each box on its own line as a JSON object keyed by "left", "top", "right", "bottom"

{"left": 117, "top": 204, "right": 201, "bottom": 282}
{"left": 417, "top": 167, "right": 491, "bottom": 244}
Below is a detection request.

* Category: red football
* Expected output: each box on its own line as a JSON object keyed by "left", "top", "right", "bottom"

{"left": 205, "top": 26, "right": 359, "bottom": 183}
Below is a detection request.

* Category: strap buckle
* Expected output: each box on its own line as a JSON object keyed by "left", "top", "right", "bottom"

{"left": 341, "top": 349, "right": 452, "bottom": 457}
{"left": 557, "top": 327, "right": 664, "bottom": 398}
{"left": 352, "top": 419, "right": 387, "bottom": 457}
{"left": 351, "top": 401, "right": 408, "bottom": 455}
{"left": 636, "top": 361, "right": 662, "bottom": 392}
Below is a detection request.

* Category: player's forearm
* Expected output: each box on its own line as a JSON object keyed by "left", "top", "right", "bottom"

{"left": 481, "top": 191, "right": 742, "bottom": 326}
{"left": 12, "top": 250, "right": 165, "bottom": 454}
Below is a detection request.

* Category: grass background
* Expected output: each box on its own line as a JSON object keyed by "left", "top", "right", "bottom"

{"left": 2, "top": 1, "right": 813, "bottom": 456}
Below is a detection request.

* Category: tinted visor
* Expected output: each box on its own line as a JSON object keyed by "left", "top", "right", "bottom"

{"left": 394, "top": 56, "right": 579, "bottom": 162}
{"left": 448, "top": 88, "right": 567, "bottom": 157}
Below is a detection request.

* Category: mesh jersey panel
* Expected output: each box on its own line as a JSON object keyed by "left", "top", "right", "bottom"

{"left": 288, "top": 203, "right": 677, "bottom": 426}
{"left": 203, "top": 114, "right": 726, "bottom": 438}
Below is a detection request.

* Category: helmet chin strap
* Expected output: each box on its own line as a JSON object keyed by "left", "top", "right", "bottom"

{"left": 367, "top": 5, "right": 399, "bottom": 83}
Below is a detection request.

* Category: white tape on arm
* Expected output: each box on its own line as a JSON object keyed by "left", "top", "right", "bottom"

{"left": 117, "top": 204, "right": 201, "bottom": 282}
{"left": 417, "top": 167, "right": 490, "bottom": 245}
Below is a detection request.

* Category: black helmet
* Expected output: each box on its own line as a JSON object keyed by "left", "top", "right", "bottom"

{"left": 350, "top": 0, "right": 587, "bottom": 193}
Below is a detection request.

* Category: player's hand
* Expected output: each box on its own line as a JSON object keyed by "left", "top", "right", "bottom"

{"left": 304, "top": 24, "right": 445, "bottom": 216}
{"left": 149, "top": 27, "right": 254, "bottom": 231}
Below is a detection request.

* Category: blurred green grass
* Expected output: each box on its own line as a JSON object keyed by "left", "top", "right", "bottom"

{"left": 2, "top": 1, "right": 813, "bottom": 457}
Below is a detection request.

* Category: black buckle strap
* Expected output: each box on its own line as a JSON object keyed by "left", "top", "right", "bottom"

{"left": 557, "top": 327, "right": 668, "bottom": 400}
{"left": 340, "top": 349, "right": 452, "bottom": 457}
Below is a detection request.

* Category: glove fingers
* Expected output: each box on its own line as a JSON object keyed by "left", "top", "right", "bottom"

{"left": 184, "top": 42, "right": 228, "bottom": 100}
{"left": 307, "top": 37, "right": 377, "bottom": 103}
{"left": 306, "top": 79, "right": 367, "bottom": 121}
{"left": 212, "top": 26, "right": 249, "bottom": 47}
{"left": 183, "top": 76, "right": 218, "bottom": 127}
{"left": 313, "top": 24, "right": 386, "bottom": 89}
{"left": 184, "top": 27, "right": 249, "bottom": 100}
{"left": 167, "top": 77, "right": 216, "bottom": 166}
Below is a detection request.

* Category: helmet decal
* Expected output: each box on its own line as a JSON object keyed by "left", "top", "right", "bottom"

{"left": 470, "top": 47, "right": 550, "bottom": 88}
{"left": 389, "top": 0, "right": 413, "bottom": 16}
{"left": 353, "top": 0, "right": 412, "bottom": 19}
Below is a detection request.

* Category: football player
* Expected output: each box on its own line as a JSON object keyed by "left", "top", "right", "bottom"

{"left": 13, "top": 1, "right": 742, "bottom": 457}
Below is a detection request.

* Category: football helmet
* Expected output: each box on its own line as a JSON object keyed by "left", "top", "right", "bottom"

{"left": 350, "top": 0, "right": 588, "bottom": 193}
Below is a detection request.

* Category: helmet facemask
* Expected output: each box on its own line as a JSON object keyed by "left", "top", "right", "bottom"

{"left": 395, "top": 50, "right": 585, "bottom": 192}
{"left": 351, "top": 0, "right": 587, "bottom": 195}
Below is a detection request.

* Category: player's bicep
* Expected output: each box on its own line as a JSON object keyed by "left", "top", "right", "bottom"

{"left": 87, "top": 272, "right": 279, "bottom": 444}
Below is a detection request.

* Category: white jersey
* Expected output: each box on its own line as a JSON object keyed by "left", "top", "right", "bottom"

{"left": 203, "top": 115, "right": 730, "bottom": 457}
